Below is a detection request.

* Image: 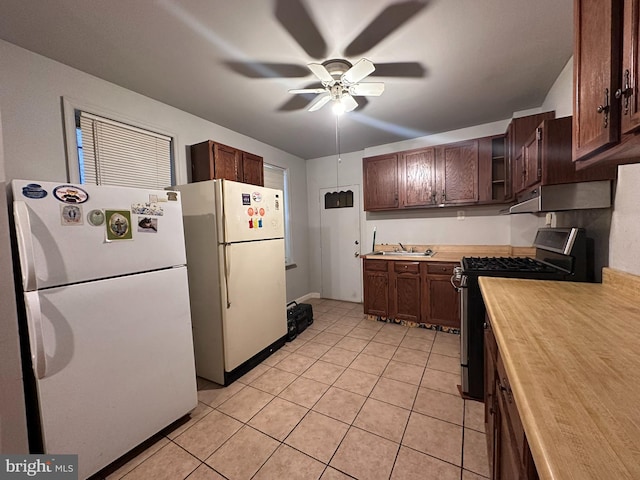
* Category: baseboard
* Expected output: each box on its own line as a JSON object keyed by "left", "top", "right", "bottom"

{"left": 294, "top": 292, "right": 320, "bottom": 303}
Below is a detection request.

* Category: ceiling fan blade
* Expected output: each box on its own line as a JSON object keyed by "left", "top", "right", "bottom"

{"left": 349, "top": 83, "right": 385, "bottom": 96}
{"left": 341, "top": 58, "right": 375, "bottom": 85}
{"left": 288, "top": 88, "right": 327, "bottom": 94}
{"left": 308, "top": 92, "right": 332, "bottom": 112}
{"left": 369, "top": 62, "right": 427, "bottom": 78}
{"left": 224, "top": 61, "right": 310, "bottom": 78}
{"left": 308, "top": 63, "right": 335, "bottom": 84}
{"left": 344, "top": 1, "right": 429, "bottom": 57}
{"left": 275, "top": 0, "right": 327, "bottom": 60}
{"left": 342, "top": 94, "right": 359, "bottom": 113}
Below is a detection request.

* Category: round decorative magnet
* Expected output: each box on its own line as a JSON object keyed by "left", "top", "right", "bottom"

{"left": 252, "top": 192, "right": 262, "bottom": 202}
{"left": 53, "top": 185, "right": 89, "bottom": 204}
{"left": 87, "top": 209, "right": 105, "bottom": 226}
{"left": 22, "top": 183, "right": 48, "bottom": 199}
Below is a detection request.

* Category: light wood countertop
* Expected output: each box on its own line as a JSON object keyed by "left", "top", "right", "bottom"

{"left": 479, "top": 268, "right": 640, "bottom": 480}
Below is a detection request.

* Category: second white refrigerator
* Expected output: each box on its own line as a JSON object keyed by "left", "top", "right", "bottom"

{"left": 175, "top": 179, "right": 287, "bottom": 385}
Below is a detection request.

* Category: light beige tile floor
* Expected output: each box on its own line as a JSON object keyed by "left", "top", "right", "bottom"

{"left": 101, "top": 298, "right": 488, "bottom": 480}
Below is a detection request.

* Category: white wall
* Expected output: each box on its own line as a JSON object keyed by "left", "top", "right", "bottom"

{"left": 609, "top": 163, "right": 640, "bottom": 274}
{"left": 0, "top": 39, "right": 310, "bottom": 301}
{"left": 0, "top": 107, "right": 29, "bottom": 452}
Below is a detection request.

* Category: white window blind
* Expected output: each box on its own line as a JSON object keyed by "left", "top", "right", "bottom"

{"left": 78, "top": 112, "right": 173, "bottom": 189}
{"left": 263, "top": 163, "right": 285, "bottom": 192}
{"left": 263, "top": 163, "right": 293, "bottom": 265}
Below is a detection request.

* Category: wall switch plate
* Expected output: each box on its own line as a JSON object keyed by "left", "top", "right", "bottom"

{"left": 457, "top": 210, "right": 465, "bottom": 220}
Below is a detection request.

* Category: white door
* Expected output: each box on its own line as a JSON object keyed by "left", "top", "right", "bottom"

{"left": 320, "top": 185, "right": 362, "bottom": 302}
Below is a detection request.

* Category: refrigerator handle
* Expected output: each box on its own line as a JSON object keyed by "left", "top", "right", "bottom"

{"left": 223, "top": 243, "right": 231, "bottom": 308}
{"left": 13, "top": 201, "right": 37, "bottom": 291}
{"left": 24, "top": 292, "right": 47, "bottom": 379}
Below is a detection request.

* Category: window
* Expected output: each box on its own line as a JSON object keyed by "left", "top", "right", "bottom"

{"left": 68, "top": 106, "right": 174, "bottom": 189}
{"left": 263, "top": 163, "right": 294, "bottom": 265}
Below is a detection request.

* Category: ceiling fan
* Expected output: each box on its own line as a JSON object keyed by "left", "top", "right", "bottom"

{"left": 288, "top": 58, "right": 385, "bottom": 113}
{"left": 224, "top": 0, "right": 428, "bottom": 112}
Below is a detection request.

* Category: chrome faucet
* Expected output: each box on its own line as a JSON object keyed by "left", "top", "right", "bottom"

{"left": 398, "top": 242, "right": 412, "bottom": 252}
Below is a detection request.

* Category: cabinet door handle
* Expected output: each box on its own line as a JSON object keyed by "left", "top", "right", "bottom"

{"left": 615, "top": 69, "right": 633, "bottom": 115}
{"left": 596, "top": 88, "right": 610, "bottom": 128}
{"left": 442, "top": 190, "right": 446, "bottom": 202}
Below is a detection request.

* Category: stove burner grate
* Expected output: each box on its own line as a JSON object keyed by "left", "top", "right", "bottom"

{"left": 462, "top": 256, "right": 559, "bottom": 273}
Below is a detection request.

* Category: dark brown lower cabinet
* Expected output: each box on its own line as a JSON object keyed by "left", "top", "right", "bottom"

{"left": 362, "top": 260, "right": 459, "bottom": 329}
{"left": 391, "top": 262, "right": 421, "bottom": 322}
{"left": 424, "top": 263, "right": 460, "bottom": 329}
{"left": 485, "top": 315, "right": 539, "bottom": 480}
{"left": 363, "top": 260, "right": 389, "bottom": 317}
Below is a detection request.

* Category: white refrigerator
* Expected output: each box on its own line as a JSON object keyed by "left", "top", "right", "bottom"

{"left": 175, "top": 179, "right": 287, "bottom": 385}
{"left": 11, "top": 180, "right": 197, "bottom": 479}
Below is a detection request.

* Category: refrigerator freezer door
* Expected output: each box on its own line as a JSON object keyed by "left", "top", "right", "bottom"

{"left": 12, "top": 180, "right": 187, "bottom": 290}
{"left": 25, "top": 267, "right": 197, "bottom": 479}
{"left": 220, "top": 238, "right": 287, "bottom": 371}
{"left": 218, "top": 180, "right": 284, "bottom": 243}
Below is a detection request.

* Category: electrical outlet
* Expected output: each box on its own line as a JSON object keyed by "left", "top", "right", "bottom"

{"left": 457, "top": 210, "right": 465, "bottom": 220}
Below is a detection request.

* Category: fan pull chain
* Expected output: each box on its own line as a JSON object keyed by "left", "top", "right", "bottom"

{"left": 335, "top": 114, "right": 341, "bottom": 189}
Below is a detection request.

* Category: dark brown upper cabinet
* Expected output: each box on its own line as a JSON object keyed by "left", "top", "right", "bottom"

{"left": 189, "top": 140, "right": 264, "bottom": 186}
{"left": 514, "top": 117, "right": 616, "bottom": 198}
{"left": 363, "top": 137, "right": 499, "bottom": 211}
{"left": 573, "top": 0, "right": 640, "bottom": 168}
{"left": 401, "top": 147, "right": 437, "bottom": 207}
{"left": 505, "top": 112, "right": 555, "bottom": 198}
{"left": 363, "top": 153, "right": 400, "bottom": 210}
{"left": 436, "top": 139, "right": 479, "bottom": 205}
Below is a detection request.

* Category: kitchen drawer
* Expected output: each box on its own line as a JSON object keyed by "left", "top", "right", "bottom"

{"left": 393, "top": 261, "right": 420, "bottom": 274}
{"left": 364, "top": 259, "right": 388, "bottom": 272}
{"left": 496, "top": 353, "right": 525, "bottom": 463}
{"left": 426, "top": 262, "right": 456, "bottom": 275}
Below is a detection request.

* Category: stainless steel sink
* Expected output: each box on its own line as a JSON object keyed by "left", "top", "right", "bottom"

{"left": 370, "top": 250, "right": 436, "bottom": 258}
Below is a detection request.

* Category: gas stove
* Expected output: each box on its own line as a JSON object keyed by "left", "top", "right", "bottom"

{"left": 456, "top": 227, "right": 591, "bottom": 400}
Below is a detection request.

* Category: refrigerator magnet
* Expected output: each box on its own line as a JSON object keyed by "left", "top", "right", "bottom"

{"left": 53, "top": 185, "right": 89, "bottom": 204}
{"left": 87, "top": 209, "right": 105, "bottom": 226}
{"left": 60, "top": 204, "right": 83, "bottom": 226}
{"left": 242, "top": 193, "right": 251, "bottom": 205}
{"left": 131, "top": 202, "right": 164, "bottom": 216}
{"left": 105, "top": 210, "right": 132, "bottom": 241}
{"left": 252, "top": 192, "right": 262, "bottom": 203}
{"left": 137, "top": 217, "right": 158, "bottom": 233}
{"left": 21, "top": 183, "right": 48, "bottom": 199}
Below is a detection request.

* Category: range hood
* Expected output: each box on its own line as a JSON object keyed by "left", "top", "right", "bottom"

{"left": 508, "top": 180, "right": 612, "bottom": 214}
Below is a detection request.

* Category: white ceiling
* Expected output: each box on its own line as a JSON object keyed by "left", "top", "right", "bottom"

{"left": 0, "top": 0, "right": 573, "bottom": 159}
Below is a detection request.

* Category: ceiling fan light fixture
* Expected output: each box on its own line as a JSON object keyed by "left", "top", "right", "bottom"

{"left": 332, "top": 99, "right": 346, "bottom": 116}
{"left": 322, "top": 59, "right": 353, "bottom": 79}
